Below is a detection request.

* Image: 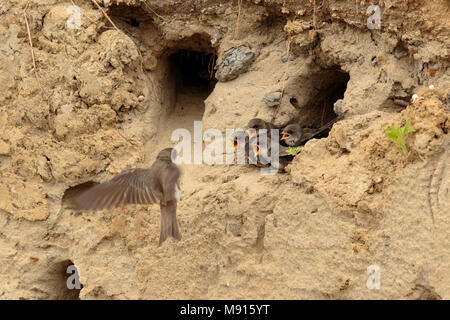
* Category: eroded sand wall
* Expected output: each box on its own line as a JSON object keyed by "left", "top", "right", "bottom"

{"left": 0, "top": 0, "right": 448, "bottom": 299}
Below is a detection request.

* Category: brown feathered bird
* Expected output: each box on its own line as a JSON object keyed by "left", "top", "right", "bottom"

{"left": 247, "top": 132, "right": 291, "bottom": 171}
{"left": 71, "top": 148, "right": 182, "bottom": 246}
{"left": 246, "top": 118, "right": 282, "bottom": 139}
{"left": 281, "top": 114, "right": 344, "bottom": 147}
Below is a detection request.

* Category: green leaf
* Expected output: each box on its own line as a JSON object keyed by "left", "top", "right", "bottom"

{"left": 404, "top": 119, "right": 416, "bottom": 134}
{"left": 287, "top": 146, "right": 302, "bottom": 156}
{"left": 385, "top": 119, "right": 415, "bottom": 157}
{"left": 385, "top": 132, "right": 398, "bottom": 142}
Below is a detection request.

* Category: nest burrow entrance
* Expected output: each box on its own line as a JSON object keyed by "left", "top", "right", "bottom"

{"left": 47, "top": 259, "right": 83, "bottom": 300}
{"left": 169, "top": 49, "right": 217, "bottom": 98}
{"left": 292, "top": 67, "right": 349, "bottom": 138}
{"left": 160, "top": 33, "right": 218, "bottom": 123}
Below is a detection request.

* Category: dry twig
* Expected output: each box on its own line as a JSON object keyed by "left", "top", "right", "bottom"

{"left": 234, "top": 0, "right": 243, "bottom": 39}
{"left": 24, "top": 12, "right": 37, "bottom": 74}
{"left": 313, "top": 0, "right": 317, "bottom": 30}
{"left": 90, "top": 0, "right": 120, "bottom": 31}
{"left": 271, "top": 36, "right": 292, "bottom": 122}
{"left": 143, "top": 0, "right": 166, "bottom": 21}
{"left": 23, "top": 1, "right": 47, "bottom": 101}
{"left": 208, "top": 53, "right": 216, "bottom": 79}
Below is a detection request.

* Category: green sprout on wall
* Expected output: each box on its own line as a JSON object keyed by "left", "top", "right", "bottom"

{"left": 385, "top": 119, "right": 416, "bottom": 156}
{"left": 286, "top": 146, "right": 302, "bottom": 156}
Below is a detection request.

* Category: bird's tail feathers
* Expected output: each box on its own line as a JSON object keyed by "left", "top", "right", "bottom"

{"left": 159, "top": 202, "right": 181, "bottom": 246}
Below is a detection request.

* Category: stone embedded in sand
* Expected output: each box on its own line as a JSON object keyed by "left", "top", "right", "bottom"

{"left": 394, "top": 99, "right": 409, "bottom": 107}
{"left": 216, "top": 45, "right": 259, "bottom": 82}
{"left": 143, "top": 55, "right": 157, "bottom": 71}
{"left": 357, "top": 56, "right": 365, "bottom": 65}
{"left": 211, "top": 29, "right": 222, "bottom": 47}
{"left": 333, "top": 99, "right": 344, "bottom": 115}
{"left": 378, "top": 70, "right": 387, "bottom": 83}
{"left": 394, "top": 89, "right": 409, "bottom": 98}
{"left": 263, "top": 92, "right": 281, "bottom": 107}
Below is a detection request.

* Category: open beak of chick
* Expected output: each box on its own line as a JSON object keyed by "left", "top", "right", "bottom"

{"left": 281, "top": 133, "right": 290, "bottom": 140}
{"left": 252, "top": 144, "right": 260, "bottom": 156}
{"left": 233, "top": 138, "right": 238, "bottom": 151}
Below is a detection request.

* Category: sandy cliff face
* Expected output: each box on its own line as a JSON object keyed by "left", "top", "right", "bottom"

{"left": 0, "top": 0, "right": 448, "bottom": 299}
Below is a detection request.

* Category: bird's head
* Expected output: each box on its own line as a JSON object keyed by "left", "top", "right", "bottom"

{"left": 246, "top": 118, "right": 268, "bottom": 138}
{"left": 157, "top": 148, "right": 178, "bottom": 163}
{"left": 281, "top": 124, "right": 302, "bottom": 147}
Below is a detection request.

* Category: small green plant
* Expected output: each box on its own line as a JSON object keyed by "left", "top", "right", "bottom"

{"left": 385, "top": 119, "right": 416, "bottom": 156}
{"left": 287, "top": 146, "right": 302, "bottom": 156}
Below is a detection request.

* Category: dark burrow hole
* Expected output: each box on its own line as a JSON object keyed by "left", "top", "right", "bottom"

{"left": 393, "top": 41, "right": 409, "bottom": 59}
{"left": 50, "top": 259, "right": 83, "bottom": 300}
{"left": 299, "top": 67, "right": 349, "bottom": 138}
{"left": 62, "top": 181, "right": 97, "bottom": 210}
{"left": 289, "top": 97, "right": 299, "bottom": 108}
{"left": 162, "top": 33, "right": 218, "bottom": 120}
{"left": 129, "top": 18, "right": 139, "bottom": 27}
{"left": 169, "top": 49, "right": 217, "bottom": 99}
{"left": 108, "top": 4, "right": 153, "bottom": 29}
{"left": 107, "top": 5, "right": 218, "bottom": 107}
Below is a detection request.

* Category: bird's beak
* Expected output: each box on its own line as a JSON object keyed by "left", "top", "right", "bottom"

{"left": 252, "top": 144, "right": 260, "bottom": 155}
{"left": 281, "top": 133, "right": 290, "bottom": 140}
{"left": 247, "top": 128, "right": 257, "bottom": 138}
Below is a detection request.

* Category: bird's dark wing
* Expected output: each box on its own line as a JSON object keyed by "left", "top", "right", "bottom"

{"left": 72, "top": 168, "right": 162, "bottom": 211}
{"left": 299, "top": 114, "right": 344, "bottom": 144}
{"left": 277, "top": 144, "right": 290, "bottom": 157}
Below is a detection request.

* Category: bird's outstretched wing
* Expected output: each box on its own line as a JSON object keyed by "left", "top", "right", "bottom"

{"left": 72, "top": 168, "right": 162, "bottom": 211}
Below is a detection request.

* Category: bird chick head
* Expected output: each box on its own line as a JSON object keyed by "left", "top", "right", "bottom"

{"left": 247, "top": 118, "right": 268, "bottom": 138}
{"left": 281, "top": 124, "right": 302, "bottom": 147}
